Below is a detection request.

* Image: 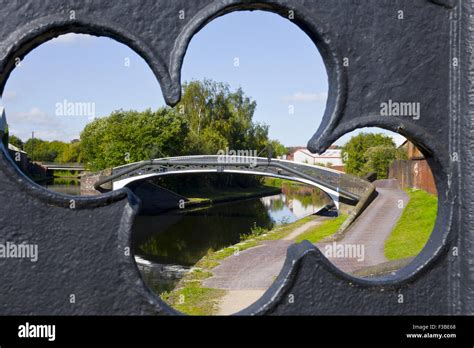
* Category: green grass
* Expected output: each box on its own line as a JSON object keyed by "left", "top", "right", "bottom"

{"left": 294, "top": 214, "right": 348, "bottom": 243}
{"left": 53, "top": 170, "right": 80, "bottom": 178}
{"left": 384, "top": 188, "right": 438, "bottom": 260}
{"left": 161, "top": 275, "right": 225, "bottom": 316}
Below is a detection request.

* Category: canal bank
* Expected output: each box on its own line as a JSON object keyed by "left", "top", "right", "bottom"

{"left": 160, "top": 208, "right": 345, "bottom": 315}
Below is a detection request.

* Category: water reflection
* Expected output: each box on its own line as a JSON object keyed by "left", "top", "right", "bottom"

{"left": 133, "top": 198, "right": 275, "bottom": 266}
{"left": 133, "top": 182, "right": 331, "bottom": 266}
{"left": 41, "top": 178, "right": 81, "bottom": 195}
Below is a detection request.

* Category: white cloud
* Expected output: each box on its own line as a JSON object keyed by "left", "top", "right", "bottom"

{"left": 49, "top": 33, "right": 94, "bottom": 44}
{"left": 282, "top": 92, "right": 328, "bottom": 103}
{"left": 9, "top": 127, "right": 76, "bottom": 142}
{"left": 7, "top": 107, "right": 83, "bottom": 141}
{"left": 9, "top": 107, "right": 60, "bottom": 127}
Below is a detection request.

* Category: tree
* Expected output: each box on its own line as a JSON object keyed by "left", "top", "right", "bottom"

{"left": 176, "top": 80, "right": 271, "bottom": 156}
{"left": 341, "top": 132, "right": 404, "bottom": 178}
{"left": 362, "top": 145, "right": 407, "bottom": 179}
{"left": 21, "top": 138, "right": 82, "bottom": 163}
{"left": 8, "top": 134, "right": 23, "bottom": 149}
{"left": 56, "top": 142, "right": 82, "bottom": 163}
{"left": 80, "top": 80, "right": 284, "bottom": 175}
{"left": 80, "top": 108, "right": 188, "bottom": 171}
{"left": 24, "top": 138, "right": 55, "bottom": 162}
{"left": 267, "top": 140, "right": 287, "bottom": 157}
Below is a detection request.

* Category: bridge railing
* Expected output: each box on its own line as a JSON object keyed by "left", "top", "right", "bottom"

{"left": 96, "top": 155, "right": 374, "bottom": 205}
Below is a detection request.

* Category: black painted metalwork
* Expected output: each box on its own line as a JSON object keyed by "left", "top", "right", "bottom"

{"left": 0, "top": 0, "right": 470, "bottom": 315}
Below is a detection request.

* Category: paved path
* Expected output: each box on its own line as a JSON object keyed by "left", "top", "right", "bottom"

{"left": 317, "top": 179, "right": 409, "bottom": 273}
{"left": 203, "top": 241, "right": 292, "bottom": 291}
{"left": 205, "top": 179, "right": 408, "bottom": 314}
{"left": 202, "top": 217, "right": 329, "bottom": 314}
{"left": 216, "top": 290, "right": 266, "bottom": 315}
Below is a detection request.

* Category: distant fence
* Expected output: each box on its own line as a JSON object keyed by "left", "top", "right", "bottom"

{"left": 388, "top": 159, "right": 436, "bottom": 195}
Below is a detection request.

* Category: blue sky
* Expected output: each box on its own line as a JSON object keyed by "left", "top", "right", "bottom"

{"left": 1, "top": 11, "right": 404, "bottom": 147}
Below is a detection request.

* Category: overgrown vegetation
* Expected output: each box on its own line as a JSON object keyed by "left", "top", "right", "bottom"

{"left": 264, "top": 177, "right": 306, "bottom": 188}
{"left": 384, "top": 188, "right": 438, "bottom": 260}
{"left": 160, "top": 269, "right": 226, "bottom": 316}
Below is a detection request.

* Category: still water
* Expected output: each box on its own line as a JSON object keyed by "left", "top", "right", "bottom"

{"left": 41, "top": 179, "right": 81, "bottom": 195}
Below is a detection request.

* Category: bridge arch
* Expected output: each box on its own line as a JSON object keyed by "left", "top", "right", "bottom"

{"left": 113, "top": 168, "right": 342, "bottom": 210}
{"left": 97, "top": 155, "right": 375, "bottom": 215}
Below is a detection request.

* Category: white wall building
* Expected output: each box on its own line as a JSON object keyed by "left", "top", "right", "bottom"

{"left": 293, "top": 148, "right": 343, "bottom": 167}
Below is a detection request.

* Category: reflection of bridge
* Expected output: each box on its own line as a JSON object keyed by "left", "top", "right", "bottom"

{"left": 95, "top": 155, "right": 374, "bottom": 209}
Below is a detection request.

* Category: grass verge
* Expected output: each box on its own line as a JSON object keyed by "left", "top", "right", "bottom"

{"left": 160, "top": 268, "right": 225, "bottom": 316}
{"left": 294, "top": 214, "right": 348, "bottom": 243}
{"left": 384, "top": 188, "right": 438, "bottom": 260}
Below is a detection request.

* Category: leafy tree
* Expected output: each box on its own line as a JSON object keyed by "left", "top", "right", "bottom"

{"left": 176, "top": 80, "right": 270, "bottom": 155}
{"left": 341, "top": 132, "right": 404, "bottom": 178}
{"left": 362, "top": 145, "right": 407, "bottom": 179}
{"left": 24, "top": 138, "right": 56, "bottom": 162}
{"left": 56, "top": 142, "right": 82, "bottom": 163}
{"left": 80, "top": 108, "right": 188, "bottom": 171}
{"left": 21, "top": 138, "right": 81, "bottom": 163}
{"left": 8, "top": 134, "right": 24, "bottom": 149}
{"left": 267, "top": 139, "right": 287, "bottom": 157}
{"left": 81, "top": 80, "right": 286, "bottom": 170}
{"left": 80, "top": 79, "right": 284, "bottom": 178}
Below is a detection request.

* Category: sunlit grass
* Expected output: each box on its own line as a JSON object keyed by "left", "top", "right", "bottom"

{"left": 294, "top": 215, "right": 348, "bottom": 243}
{"left": 384, "top": 188, "right": 437, "bottom": 260}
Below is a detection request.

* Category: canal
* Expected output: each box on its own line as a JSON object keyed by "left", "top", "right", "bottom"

{"left": 40, "top": 178, "right": 331, "bottom": 295}
{"left": 133, "top": 182, "right": 331, "bottom": 294}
